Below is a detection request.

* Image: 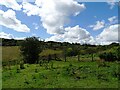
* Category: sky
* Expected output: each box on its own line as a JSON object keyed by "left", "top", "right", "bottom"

{"left": 0, "top": 0, "right": 119, "bottom": 45}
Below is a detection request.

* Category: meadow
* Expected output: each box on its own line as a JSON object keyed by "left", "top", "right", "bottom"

{"left": 2, "top": 46, "right": 120, "bottom": 88}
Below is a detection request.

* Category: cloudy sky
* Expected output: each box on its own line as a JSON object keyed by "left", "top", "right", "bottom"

{"left": 0, "top": 0, "right": 119, "bottom": 45}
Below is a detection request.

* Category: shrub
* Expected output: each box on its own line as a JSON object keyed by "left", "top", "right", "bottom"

{"left": 99, "top": 52, "right": 117, "bottom": 62}
{"left": 66, "top": 47, "right": 78, "bottom": 57}
{"left": 20, "top": 37, "right": 42, "bottom": 64}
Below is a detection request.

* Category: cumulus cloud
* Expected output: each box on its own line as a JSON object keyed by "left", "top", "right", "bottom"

{"left": 22, "top": 1, "right": 96, "bottom": 44}
{"left": 0, "top": 0, "right": 22, "bottom": 10}
{"left": 46, "top": 34, "right": 63, "bottom": 42}
{"left": 0, "top": 32, "right": 14, "bottom": 39}
{"left": 39, "top": 0, "right": 85, "bottom": 34}
{"left": 22, "top": 1, "right": 41, "bottom": 16}
{"left": 0, "top": 32, "right": 26, "bottom": 40}
{"left": 22, "top": 0, "right": 85, "bottom": 35}
{"left": 64, "top": 25, "right": 90, "bottom": 41}
{"left": 89, "top": 20, "right": 105, "bottom": 30}
{"left": 46, "top": 25, "right": 95, "bottom": 44}
{"left": 0, "top": 9, "right": 30, "bottom": 32}
{"left": 96, "top": 24, "right": 119, "bottom": 45}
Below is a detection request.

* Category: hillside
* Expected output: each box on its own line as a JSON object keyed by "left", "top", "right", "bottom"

{"left": 1, "top": 38, "right": 120, "bottom": 88}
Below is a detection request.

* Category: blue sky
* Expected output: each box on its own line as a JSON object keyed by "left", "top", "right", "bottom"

{"left": 0, "top": 0, "right": 119, "bottom": 45}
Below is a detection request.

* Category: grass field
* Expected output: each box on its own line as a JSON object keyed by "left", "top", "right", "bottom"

{"left": 2, "top": 46, "right": 20, "bottom": 62}
{"left": 2, "top": 46, "right": 120, "bottom": 88}
{"left": 2, "top": 61, "right": 119, "bottom": 88}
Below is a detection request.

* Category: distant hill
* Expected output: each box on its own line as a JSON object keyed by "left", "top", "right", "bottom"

{"left": 1, "top": 38, "right": 119, "bottom": 51}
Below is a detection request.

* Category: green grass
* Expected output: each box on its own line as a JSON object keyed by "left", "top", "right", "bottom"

{"left": 2, "top": 46, "right": 119, "bottom": 88}
{"left": 2, "top": 60, "right": 119, "bottom": 88}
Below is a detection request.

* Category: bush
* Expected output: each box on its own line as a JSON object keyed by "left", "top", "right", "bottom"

{"left": 99, "top": 52, "right": 117, "bottom": 62}
{"left": 66, "top": 48, "right": 78, "bottom": 56}
{"left": 20, "top": 37, "right": 42, "bottom": 64}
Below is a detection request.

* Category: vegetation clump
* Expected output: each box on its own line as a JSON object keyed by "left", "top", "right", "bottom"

{"left": 99, "top": 52, "right": 117, "bottom": 62}
{"left": 20, "top": 37, "right": 42, "bottom": 64}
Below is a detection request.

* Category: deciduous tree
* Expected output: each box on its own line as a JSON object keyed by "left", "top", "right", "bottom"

{"left": 20, "top": 37, "right": 42, "bottom": 64}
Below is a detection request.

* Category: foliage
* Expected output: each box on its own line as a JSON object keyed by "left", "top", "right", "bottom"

{"left": 20, "top": 37, "right": 42, "bottom": 64}
{"left": 117, "top": 46, "right": 120, "bottom": 61}
{"left": 66, "top": 48, "right": 73, "bottom": 56}
{"left": 66, "top": 47, "right": 79, "bottom": 57}
{"left": 99, "top": 52, "right": 117, "bottom": 62}
{"left": 2, "top": 38, "right": 23, "bottom": 46}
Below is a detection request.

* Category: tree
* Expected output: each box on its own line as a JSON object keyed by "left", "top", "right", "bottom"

{"left": 78, "top": 49, "right": 86, "bottom": 62}
{"left": 99, "top": 52, "right": 117, "bottom": 62}
{"left": 20, "top": 37, "right": 42, "bottom": 64}
{"left": 66, "top": 48, "right": 73, "bottom": 56}
{"left": 86, "top": 47, "right": 96, "bottom": 61}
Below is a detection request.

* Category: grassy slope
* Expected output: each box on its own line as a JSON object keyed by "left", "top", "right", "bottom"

{"left": 2, "top": 46, "right": 20, "bottom": 61}
{"left": 2, "top": 61, "right": 119, "bottom": 88}
{"left": 2, "top": 47, "right": 62, "bottom": 61}
{"left": 2, "top": 46, "right": 119, "bottom": 88}
{"left": 40, "top": 49, "right": 62, "bottom": 56}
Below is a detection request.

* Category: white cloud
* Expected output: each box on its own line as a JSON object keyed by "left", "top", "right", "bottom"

{"left": 107, "top": 0, "right": 116, "bottom": 9}
{"left": 108, "top": 16, "right": 118, "bottom": 24}
{"left": 22, "top": 1, "right": 96, "bottom": 44}
{"left": 22, "top": 0, "right": 85, "bottom": 35}
{"left": 46, "top": 25, "right": 95, "bottom": 44}
{"left": 96, "top": 24, "right": 119, "bottom": 45}
{"left": 0, "top": 0, "right": 22, "bottom": 10}
{"left": 64, "top": 25, "right": 90, "bottom": 40}
{"left": 22, "top": 2, "right": 41, "bottom": 16}
{"left": 0, "top": 32, "right": 14, "bottom": 39}
{"left": 38, "top": 0, "right": 85, "bottom": 35}
{"left": 45, "top": 34, "right": 63, "bottom": 42}
{"left": 0, "top": 9, "right": 30, "bottom": 32}
{"left": 63, "top": 25, "right": 95, "bottom": 44}
{"left": 89, "top": 20, "right": 105, "bottom": 30}
{"left": 0, "top": 31, "right": 26, "bottom": 40}
{"left": 108, "top": 16, "right": 116, "bottom": 22}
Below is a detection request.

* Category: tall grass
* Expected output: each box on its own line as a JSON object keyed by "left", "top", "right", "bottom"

{"left": 40, "top": 49, "right": 62, "bottom": 56}
{"left": 2, "top": 46, "right": 20, "bottom": 61}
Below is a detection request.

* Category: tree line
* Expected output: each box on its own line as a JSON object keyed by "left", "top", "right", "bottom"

{"left": 1, "top": 37, "right": 120, "bottom": 65}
